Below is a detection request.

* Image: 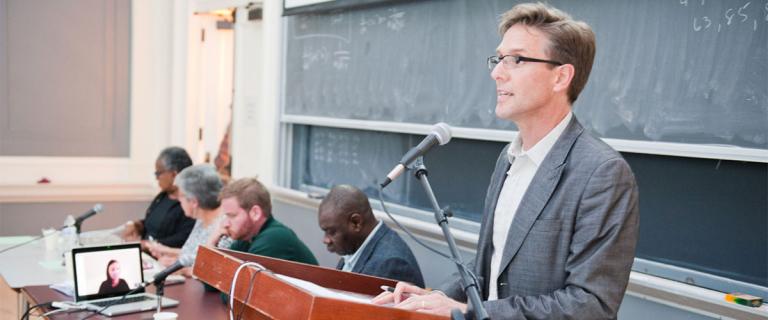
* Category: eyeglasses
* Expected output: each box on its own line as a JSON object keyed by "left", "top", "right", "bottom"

{"left": 154, "top": 170, "right": 167, "bottom": 178}
{"left": 487, "top": 54, "right": 563, "bottom": 70}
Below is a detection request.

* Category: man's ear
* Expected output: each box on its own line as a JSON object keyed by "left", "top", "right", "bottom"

{"left": 348, "top": 213, "right": 363, "bottom": 232}
{"left": 553, "top": 63, "right": 575, "bottom": 95}
{"left": 248, "top": 205, "right": 263, "bottom": 221}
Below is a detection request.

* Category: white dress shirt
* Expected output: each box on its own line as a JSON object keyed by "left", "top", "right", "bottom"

{"left": 488, "top": 112, "right": 573, "bottom": 300}
{"left": 341, "top": 220, "right": 383, "bottom": 272}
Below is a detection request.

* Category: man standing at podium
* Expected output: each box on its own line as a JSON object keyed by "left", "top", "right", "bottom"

{"left": 318, "top": 185, "right": 424, "bottom": 287}
{"left": 373, "top": 3, "right": 639, "bottom": 319}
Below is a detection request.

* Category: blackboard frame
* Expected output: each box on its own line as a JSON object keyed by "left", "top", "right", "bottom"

{"left": 283, "top": 114, "right": 768, "bottom": 163}
{"left": 283, "top": 0, "right": 417, "bottom": 16}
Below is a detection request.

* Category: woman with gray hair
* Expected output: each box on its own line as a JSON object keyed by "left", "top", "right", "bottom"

{"left": 146, "top": 164, "right": 231, "bottom": 275}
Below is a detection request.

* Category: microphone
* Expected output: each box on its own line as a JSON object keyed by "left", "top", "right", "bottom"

{"left": 380, "top": 123, "right": 452, "bottom": 188}
{"left": 151, "top": 260, "right": 184, "bottom": 284}
{"left": 73, "top": 204, "right": 104, "bottom": 227}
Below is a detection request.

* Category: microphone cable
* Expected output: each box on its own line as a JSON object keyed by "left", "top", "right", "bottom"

{"left": 2, "top": 204, "right": 102, "bottom": 255}
{"left": 228, "top": 262, "right": 268, "bottom": 320}
{"left": 80, "top": 285, "right": 144, "bottom": 320}
{"left": 375, "top": 183, "right": 481, "bottom": 293}
{"left": 0, "top": 229, "right": 63, "bottom": 255}
{"left": 20, "top": 302, "right": 52, "bottom": 320}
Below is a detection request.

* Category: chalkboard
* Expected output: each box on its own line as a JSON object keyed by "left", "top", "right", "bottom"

{"left": 284, "top": 0, "right": 768, "bottom": 150}
{"left": 290, "top": 125, "right": 503, "bottom": 221}
{"left": 291, "top": 125, "right": 412, "bottom": 204}
{"left": 626, "top": 153, "right": 767, "bottom": 288}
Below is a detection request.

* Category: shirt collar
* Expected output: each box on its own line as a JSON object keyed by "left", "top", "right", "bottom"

{"left": 342, "top": 220, "right": 383, "bottom": 267}
{"left": 507, "top": 112, "right": 573, "bottom": 166}
{"left": 248, "top": 215, "right": 275, "bottom": 243}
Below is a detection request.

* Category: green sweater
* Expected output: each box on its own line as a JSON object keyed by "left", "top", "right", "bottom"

{"left": 208, "top": 216, "right": 318, "bottom": 301}
{"left": 229, "top": 216, "right": 318, "bottom": 265}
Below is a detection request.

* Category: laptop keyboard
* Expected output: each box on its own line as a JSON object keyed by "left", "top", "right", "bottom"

{"left": 91, "top": 295, "right": 155, "bottom": 307}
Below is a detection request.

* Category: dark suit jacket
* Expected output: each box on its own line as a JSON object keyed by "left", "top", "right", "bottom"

{"left": 443, "top": 117, "right": 640, "bottom": 319}
{"left": 142, "top": 192, "right": 196, "bottom": 248}
{"left": 336, "top": 223, "right": 425, "bottom": 287}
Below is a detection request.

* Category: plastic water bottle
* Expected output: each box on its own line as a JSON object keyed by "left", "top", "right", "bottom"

{"left": 61, "top": 226, "right": 77, "bottom": 249}
{"left": 59, "top": 215, "right": 78, "bottom": 264}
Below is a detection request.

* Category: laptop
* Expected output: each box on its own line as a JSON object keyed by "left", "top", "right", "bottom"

{"left": 72, "top": 243, "right": 179, "bottom": 316}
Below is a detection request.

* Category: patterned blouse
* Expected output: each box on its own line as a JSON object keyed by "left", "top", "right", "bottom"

{"left": 178, "top": 214, "right": 232, "bottom": 266}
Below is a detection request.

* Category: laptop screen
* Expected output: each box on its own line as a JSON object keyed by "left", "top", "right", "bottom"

{"left": 72, "top": 243, "right": 145, "bottom": 301}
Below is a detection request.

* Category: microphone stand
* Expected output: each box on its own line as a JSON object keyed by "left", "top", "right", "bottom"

{"left": 72, "top": 220, "right": 85, "bottom": 246}
{"left": 72, "top": 219, "right": 83, "bottom": 235}
{"left": 132, "top": 278, "right": 167, "bottom": 314}
{"left": 411, "top": 158, "right": 489, "bottom": 320}
{"left": 155, "top": 280, "right": 165, "bottom": 314}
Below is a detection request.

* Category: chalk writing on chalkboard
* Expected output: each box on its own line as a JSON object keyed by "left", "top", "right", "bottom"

{"left": 285, "top": 0, "right": 768, "bottom": 150}
{"left": 686, "top": 1, "right": 766, "bottom": 32}
{"left": 295, "top": 8, "right": 407, "bottom": 71}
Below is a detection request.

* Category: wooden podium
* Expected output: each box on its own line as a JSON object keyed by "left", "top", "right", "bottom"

{"left": 193, "top": 246, "right": 447, "bottom": 320}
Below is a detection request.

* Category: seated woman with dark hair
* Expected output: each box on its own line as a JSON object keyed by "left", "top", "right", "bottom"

{"left": 121, "top": 147, "right": 197, "bottom": 249}
{"left": 98, "top": 260, "right": 130, "bottom": 295}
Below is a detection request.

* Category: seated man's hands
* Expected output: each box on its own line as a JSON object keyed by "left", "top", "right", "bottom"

{"left": 207, "top": 224, "right": 228, "bottom": 248}
{"left": 371, "top": 281, "right": 467, "bottom": 316}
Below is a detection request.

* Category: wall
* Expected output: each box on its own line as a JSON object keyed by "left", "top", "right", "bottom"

{"left": 0, "top": 201, "right": 148, "bottom": 236}
{"left": 0, "top": 0, "right": 183, "bottom": 234}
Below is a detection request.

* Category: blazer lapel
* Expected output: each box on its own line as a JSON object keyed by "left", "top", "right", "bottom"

{"left": 476, "top": 144, "right": 512, "bottom": 298}
{"left": 498, "top": 118, "right": 584, "bottom": 273}
{"left": 479, "top": 147, "right": 511, "bottom": 254}
{"left": 351, "top": 223, "right": 388, "bottom": 273}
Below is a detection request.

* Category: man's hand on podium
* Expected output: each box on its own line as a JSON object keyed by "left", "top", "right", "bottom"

{"left": 371, "top": 281, "right": 467, "bottom": 316}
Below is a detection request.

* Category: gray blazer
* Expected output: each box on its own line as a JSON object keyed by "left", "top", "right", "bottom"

{"left": 336, "top": 223, "right": 425, "bottom": 287}
{"left": 443, "top": 117, "right": 639, "bottom": 319}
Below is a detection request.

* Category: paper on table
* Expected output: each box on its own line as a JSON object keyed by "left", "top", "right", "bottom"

{"left": 275, "top": 274, "right": 373, "bottom": 305}
{"left": 50, "top": 280, "right": 75, "bottom": 297}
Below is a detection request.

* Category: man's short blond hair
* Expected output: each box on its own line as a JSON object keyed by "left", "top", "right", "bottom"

{"left": 499, "top": 2, "right": 596, "bottom": 104}
{"left": 219, "top": 177, "right": 272, "bottom": 217}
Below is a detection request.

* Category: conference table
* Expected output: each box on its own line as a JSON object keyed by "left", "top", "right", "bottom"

{"left": 21, "top": 280, "right": 227, "bottom": 319}
{"left": 0, "top": 232, "right": 228, "bottom": 319}
{"left": 1, "top": 235, "right": 74, "bottom": 319}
